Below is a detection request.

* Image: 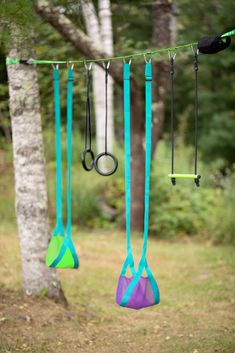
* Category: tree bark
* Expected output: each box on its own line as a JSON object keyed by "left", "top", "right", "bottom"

{"left": 81, "top": 0, "right": 114, "bottom": 154}
{"left": 36, "top": 0, "right": 123, "bottom": 86}
{"left": 152, "top": 0, "right": 176, "bottom": 154}
{"left": 7, "top": 30, "right": 65, "bottom": 302}
{"left": 98, "top": 0, "right": 114, "bottom": 152}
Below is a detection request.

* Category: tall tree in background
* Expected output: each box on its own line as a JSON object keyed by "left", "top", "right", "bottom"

{"left": 7, "top": 25, "right": 64, "bottom": 301}
{"left": 36, "top": 0, "right": 175, "bottom": 231}
{"left": 81, "top": 0, "right": 114, "bottom": 155}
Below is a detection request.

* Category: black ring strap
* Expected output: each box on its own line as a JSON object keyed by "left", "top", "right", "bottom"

{"left": 95, "top": 62, "right": 118, "bottom": 176}
{"left": 82, "top": 66, "right": 95, "bottom": 171}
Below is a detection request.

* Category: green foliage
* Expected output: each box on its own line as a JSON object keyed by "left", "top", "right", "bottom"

{"left": 150, "top": 142, "right": 214, "bottom": 238}
{"left": 209, "top": 170, "right": 235, "bottom": 245}
{"left": 0, "top": 136, "right": 234, "bottom": 244}
{"left": 169, "top": 0, "right": 235, "bottom": 168}
{"left": 39, "top": 287, "right": 48, "bottom": 299}
{"left": 201, "top": 113, "right": 235, "bottom": 166}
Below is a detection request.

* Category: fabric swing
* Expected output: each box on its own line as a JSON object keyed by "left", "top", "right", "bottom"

{"left": 116, "top": 61, "right": 160, "bottom": 310}
{"left": 46, "top": 67, "right": 79, "bottom": 269}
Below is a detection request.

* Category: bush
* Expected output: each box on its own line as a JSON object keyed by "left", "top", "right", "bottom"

{"left": 1, "top": 132, "right": 234, "bottom": 245}
{"left": 44, "top": 129, "right": 124, "bottom": 229}
{"left": 208, "top": 169, "right": 235, "bottom": 245}
{"left": 150, "top": 142, "right": 216, "bottom": 238}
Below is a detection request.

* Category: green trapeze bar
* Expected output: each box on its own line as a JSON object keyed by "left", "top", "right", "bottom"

{"left": 168, "top": 174, "right": 199, "bottom": 179}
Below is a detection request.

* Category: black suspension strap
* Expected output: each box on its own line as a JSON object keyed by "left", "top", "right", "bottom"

{"left": 194, "top": 50, "right": 200, "bottom": 187}
{"left": 82, "top": 63, "right": 95, "bottom": 171}
{"left": 94, "top": 61, "right": 118, "bottom": 176}
{"left": 170, "top": 52, "right": 176, "bottom": 186}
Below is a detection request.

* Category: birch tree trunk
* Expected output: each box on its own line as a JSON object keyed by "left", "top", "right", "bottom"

{"left": 98, "top": 0, "right": 114, "bottom": 152}
{"left": 81, "top": 0, "right": 114, "bottom": 154}
{"left": 7, "top": 32, "right": 64, "bottom": 301}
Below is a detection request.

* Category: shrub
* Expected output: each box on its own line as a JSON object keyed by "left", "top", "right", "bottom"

{"left": 208, "top": 169, "right": 235, "bottom": 245}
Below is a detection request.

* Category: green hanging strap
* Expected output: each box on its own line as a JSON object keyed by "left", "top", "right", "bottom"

{"left": 52, "top": 67, "right": 65, "bottom": 237}
{"left": 120, "top": 61, "right": 160, "bottom": 307}
{"left": 120, "top": 63, "right": 136, "bottom": 277}
{"left": 46, "top": 68, "right": 79, "bottom": 269}
{"left": 221, "top": 29, "right": 235, "bottom": 38}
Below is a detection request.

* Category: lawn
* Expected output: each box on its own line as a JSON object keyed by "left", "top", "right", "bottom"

{"left": 0, "top": 225, "right": 235, "bottom": 353}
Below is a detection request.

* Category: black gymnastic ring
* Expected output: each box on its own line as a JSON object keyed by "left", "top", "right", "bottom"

{"left": 81, "top": 149, "right": 95, "bottom": 171}
{"left": 94, "top": 152, "right": 118, "bottom": 176}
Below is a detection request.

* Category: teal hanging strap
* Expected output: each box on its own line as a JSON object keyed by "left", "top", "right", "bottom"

{"left": 47, "top": 68, "right": 79, "bottom": 269}
{"left": 65, "top": 68, "right": 79, "bottom": 268}
{"left": 120, "top": 61, "right": 160, "bottom": 307}
{"left": 120, "top": 63, "right": 136, "bottom": 277}
{"left": 52, "top": 67, "right": 65, "bottom": 237}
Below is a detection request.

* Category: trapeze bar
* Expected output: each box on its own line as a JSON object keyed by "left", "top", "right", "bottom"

{"left": 168, "top": 174, "right": 200, "bottom": 179}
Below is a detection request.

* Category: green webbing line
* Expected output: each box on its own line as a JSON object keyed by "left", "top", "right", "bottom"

{"left": 6, "top": 58, "right": 20, "bottom": 65}
{"left": 168, "top": 174, "right": 199, "bottom": 179}
{"left": 53, "top": 68, "right": 64, "bottom": 236}
{"left": 6, "top": 42, "right": 198, "bottom": 66}
{"left": 221, "top": 29, "right": 235, "bottom": 37}
{"left": 120, "top": 63, "right": 136, "bottom": 277}
{"left": 5, "top": 28, "right": 235, "bottom": 65}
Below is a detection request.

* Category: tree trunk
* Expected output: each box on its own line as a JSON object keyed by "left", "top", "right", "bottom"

{"left": 98, "top": 0, "right": 114, "bottom": 152}
{"left": 152, "top": 0, "right": 176, "bottom": 154}
{"left": 7, "top": 32, "right": 65, "bottom": 301}
{"left": 81, "top": 0, "right": 114, "bottom": 154}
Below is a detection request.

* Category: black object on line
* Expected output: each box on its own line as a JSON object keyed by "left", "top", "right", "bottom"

{"left": 82, "top": 64, "right": 95, "bottom": 171}
{"left": 94, "top": 62, "right": 118, "bottom": 176}
{"left": 198, "top": 35, "right": 231, "bottom": 54}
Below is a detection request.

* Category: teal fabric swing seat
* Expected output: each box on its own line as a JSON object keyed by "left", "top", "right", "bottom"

{"left": 116, "top": 61, "right": 160, "bottom": 310}
{"left": 46, "top": 67, "right": 79, "bottom": 269}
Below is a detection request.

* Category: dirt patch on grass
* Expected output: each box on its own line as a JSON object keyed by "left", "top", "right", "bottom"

{"left": 0, "top": 287, "right": 105, "bottom": 353}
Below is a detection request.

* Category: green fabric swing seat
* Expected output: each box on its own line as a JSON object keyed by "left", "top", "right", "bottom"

{"left": 46, "top": 235, "right": 78, "bottom": 268}
{"left": 46, "top": 67, "right": 79, "bottom": 269}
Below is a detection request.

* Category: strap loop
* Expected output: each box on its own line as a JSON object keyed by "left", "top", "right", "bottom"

{"left": 82, "top": 64, "right": 95, "bottom": 171}
{"left": 95, "top": 60, "right": 118, "bottom": 176}
{"left": 52, "top": 67, "right": 65, "bottom": 236}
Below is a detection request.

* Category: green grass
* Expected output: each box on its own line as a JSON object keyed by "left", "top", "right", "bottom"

{"left": 0, "top": 226, "right": 235, "bottom": 353}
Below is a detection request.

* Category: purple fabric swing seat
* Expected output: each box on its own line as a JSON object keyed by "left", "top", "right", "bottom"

{"left": 116, "top": 62, "right": 160, "bottom": 310}
{"left": 116, "top": 276, "right": 157, "bottom": 310}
